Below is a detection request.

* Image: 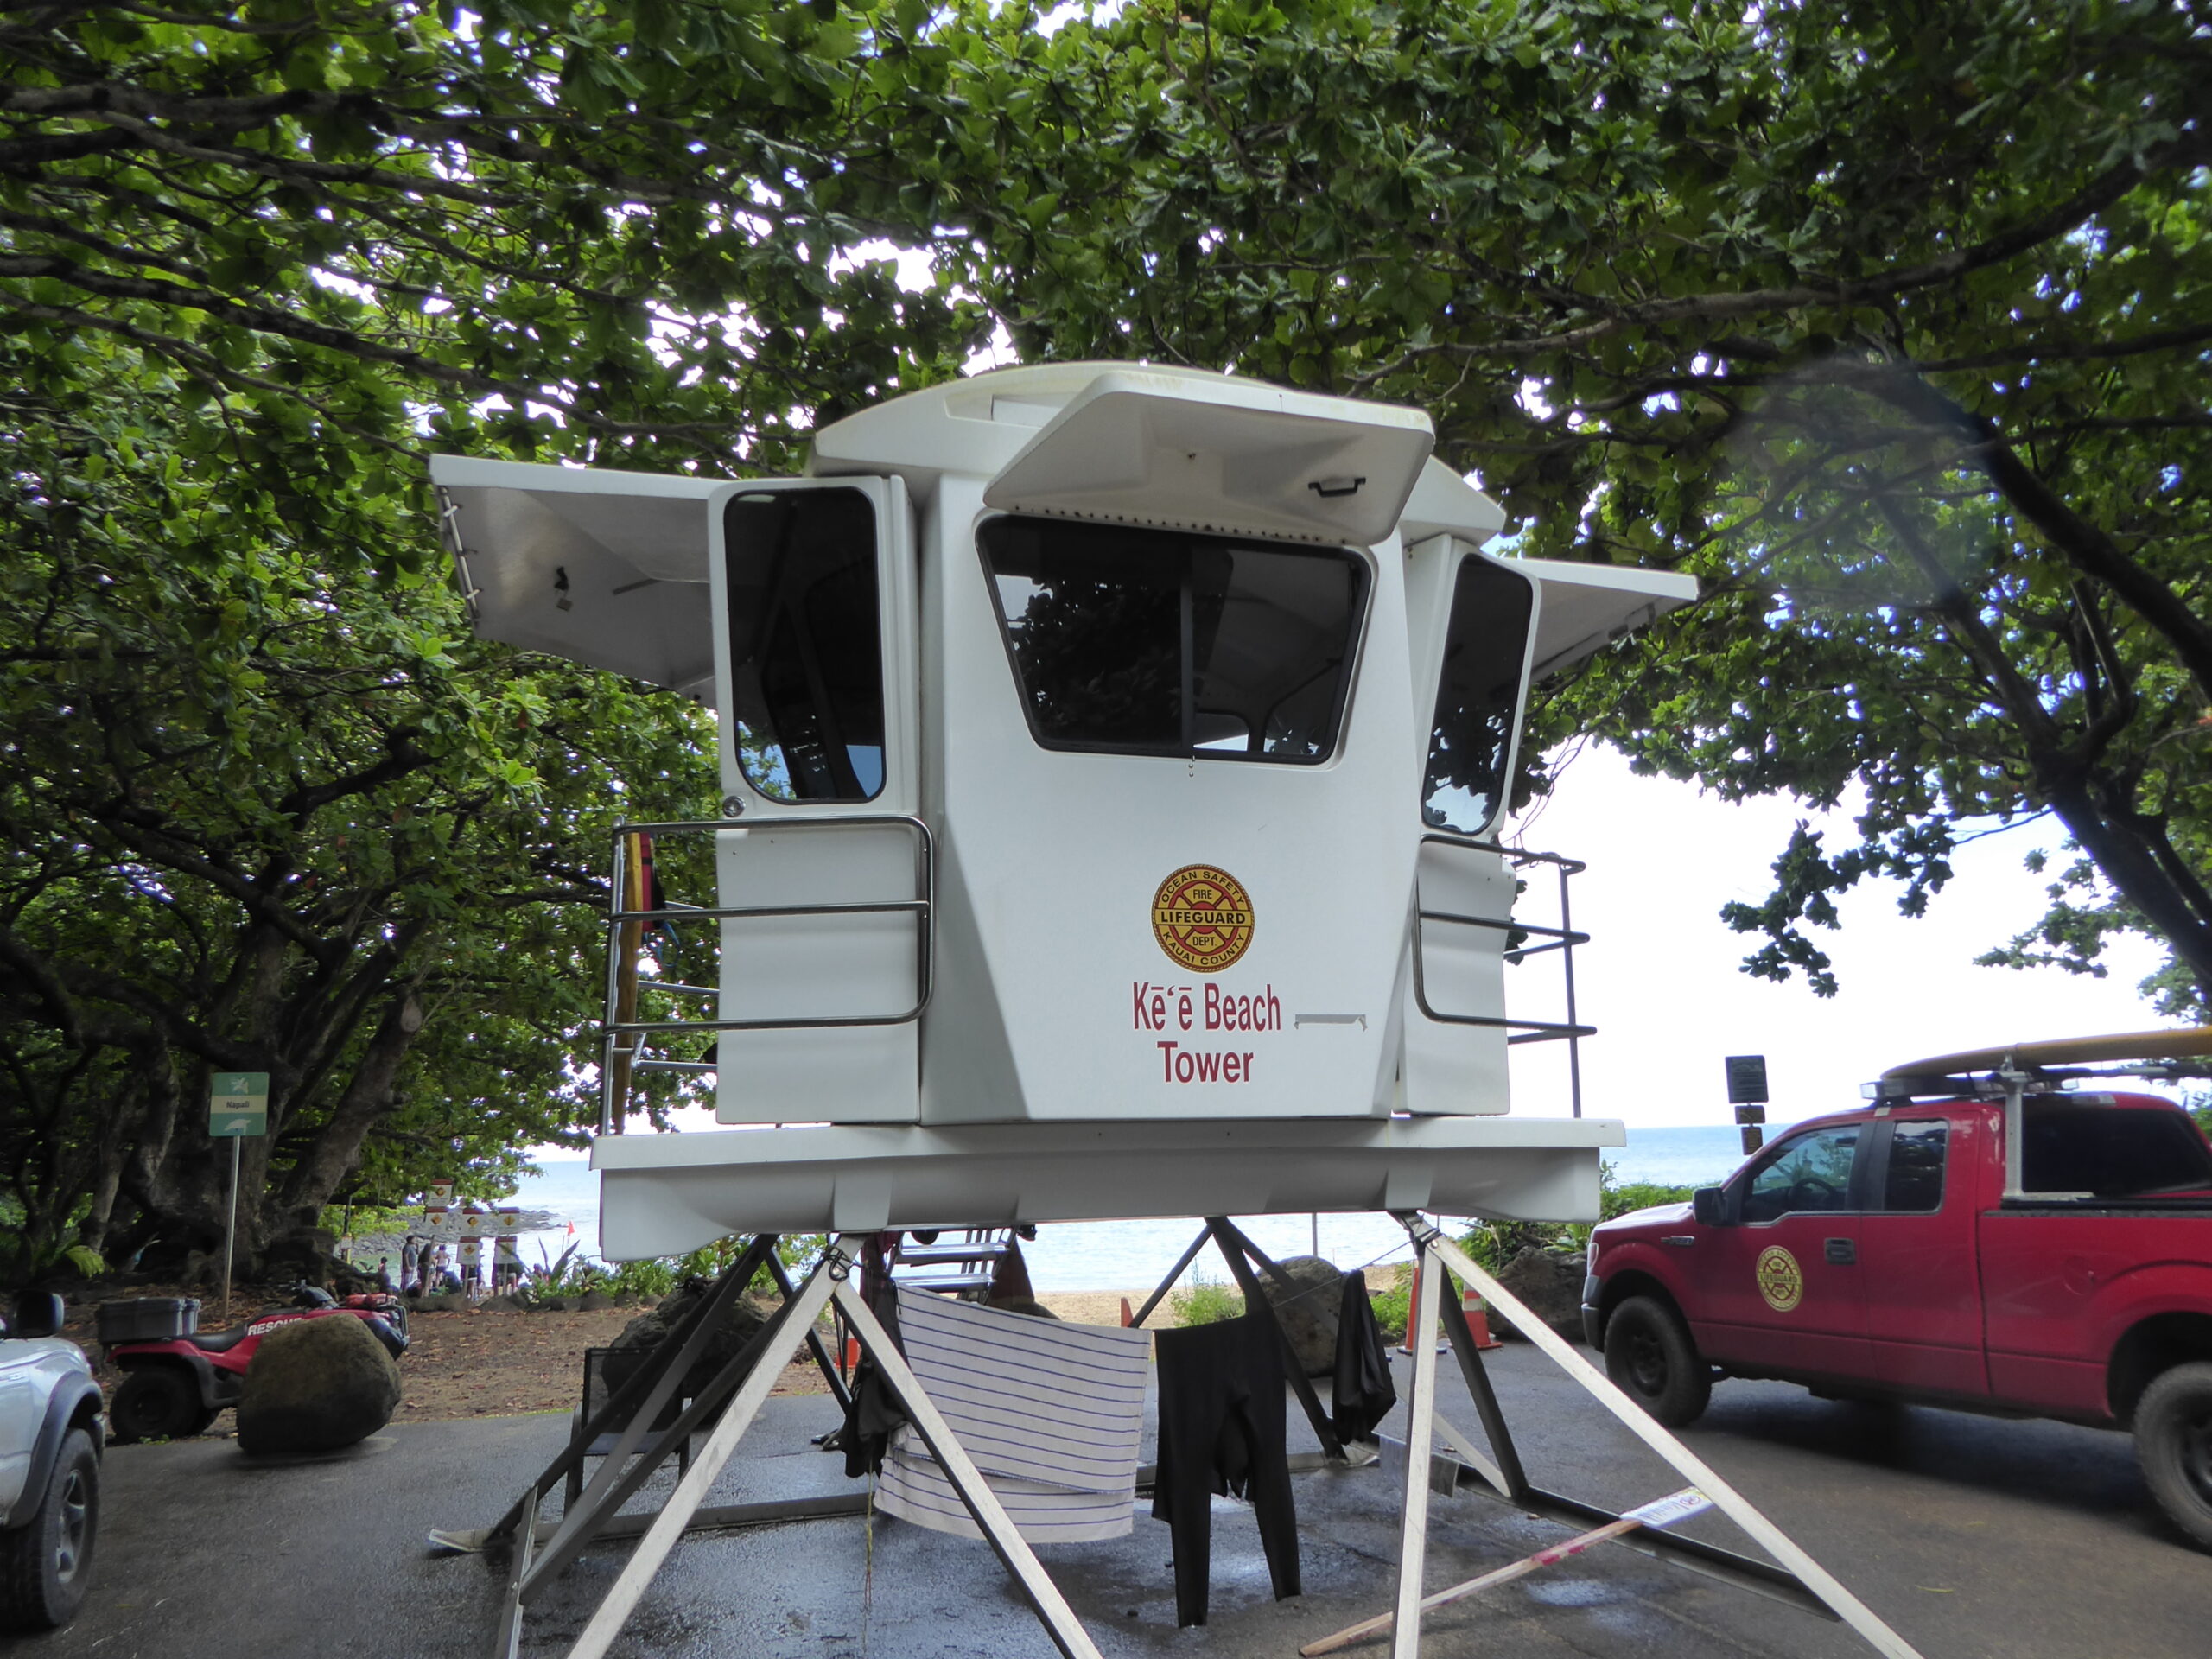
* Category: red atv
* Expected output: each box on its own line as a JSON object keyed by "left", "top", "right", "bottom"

{"left": 98, "top": 1285, "right": 408, "bottom": 1443}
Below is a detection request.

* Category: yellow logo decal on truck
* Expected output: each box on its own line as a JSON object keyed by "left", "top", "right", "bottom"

{"left": 1151, "top": 866, "right": 1255, "bottom": 973}
{"left": 1755, "top": 1244, "right": 1804, "bottom": 1313}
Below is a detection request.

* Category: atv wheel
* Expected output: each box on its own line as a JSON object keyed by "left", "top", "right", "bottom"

{"left": 2137, "top": 1361, "right": 2212, "bottom": 1551}
{"left": 109, "top": 1366, "right": 210, "bottom": 1444}
{"left": 1603, "top": 1295, "right": 1712, "bottom": 1428}
{"left": 0, "top": 1427, "right": 98, "bottom": 1630}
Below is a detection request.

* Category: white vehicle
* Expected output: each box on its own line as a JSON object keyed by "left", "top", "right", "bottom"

{"left": 0, "top": 1293, "right": 102, "bottom": 1630}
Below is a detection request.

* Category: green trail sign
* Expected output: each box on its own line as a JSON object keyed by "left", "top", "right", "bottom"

{"left": 209, "top": 1071, "right": 269, "bottom": 1137}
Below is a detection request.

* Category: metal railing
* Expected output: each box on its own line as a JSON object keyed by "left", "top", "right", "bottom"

{"left": 599, "top": 816, "right": 935, "bottom": 1131}
{"left": 1411, "top": 830, "right": 1592, "bottom": 1117}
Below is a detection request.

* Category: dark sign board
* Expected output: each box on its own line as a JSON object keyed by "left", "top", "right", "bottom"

{"left": 1724, "top": 1054, "right": 1769, "bottom": 1105}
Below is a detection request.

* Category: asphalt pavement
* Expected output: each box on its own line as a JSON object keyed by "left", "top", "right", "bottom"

{"left": 32, "top": 1342, "right": 2212, "bottom": 1659}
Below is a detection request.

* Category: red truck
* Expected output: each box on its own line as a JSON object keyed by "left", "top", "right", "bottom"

{"left": 1581, "top": 1029, "right": 2212, "bottom": 1549}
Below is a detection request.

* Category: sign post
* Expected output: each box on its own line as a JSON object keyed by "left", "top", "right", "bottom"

{"left": 1724, "top": 1054, "right": 1769, "bottom": 1155}
{"left": 209, "top": 1071, "right": 270, "bottom": 1324}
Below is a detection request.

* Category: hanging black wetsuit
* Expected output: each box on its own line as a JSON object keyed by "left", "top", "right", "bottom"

{"left": 841, "top": 1243, "right": 906, "bottom": 1478}
{"left": 1331, "top": 1268, "right": 1398, "bottom": 1443}
{"left": 1151, "top": 1310, "right": 1301, "bottom": 1626}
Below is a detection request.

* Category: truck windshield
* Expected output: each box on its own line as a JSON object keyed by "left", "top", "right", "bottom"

{"left": 2022, "top": 1104, "right": 2212, "bottom": 1199}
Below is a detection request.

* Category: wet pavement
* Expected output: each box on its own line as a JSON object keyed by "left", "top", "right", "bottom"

{"left": 36, "top": 1342, "right": 2212, "bottom": 1658}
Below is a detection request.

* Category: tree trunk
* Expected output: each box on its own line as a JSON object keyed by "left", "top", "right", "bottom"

{"left": 273, "top": 993, "right": 423, "bottom": 1237}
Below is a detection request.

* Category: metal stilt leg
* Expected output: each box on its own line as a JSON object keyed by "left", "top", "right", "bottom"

{"left": 835, "top": 1275, "right": 1105, "bottom": 1659}
{"left": 1390, "top": 1214, "right": 1925, "bottom": 1659}
{"left": 1205, "top": 1217, "right": 1348, "bottom": 1462}
{"left": 564, "top": 1249, "right": 842, "bottom": 1658}
{"left": 1126, "top": 1224, "right": 1213, "bottom": 1328}
{"left": 1387, "top": 1241, "right": 1445, "bottom": 1659}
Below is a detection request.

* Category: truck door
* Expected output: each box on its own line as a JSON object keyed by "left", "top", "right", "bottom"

{"left": 1854, "top": 1113, "right": 1988, "bottom": 1397}
{"left": 1694, "top": 1122, "right": 1872, "bottom": 1380}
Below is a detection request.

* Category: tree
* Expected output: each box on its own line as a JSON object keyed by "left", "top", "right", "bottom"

{"left": 0, "top": 1, "right": 982, "bottom": 1276}
{"left": 0, "top": 338, "right": 728, "bottom": 1278}
{"left": 900, "top": 0, "right": 2212, "bottom": 1010}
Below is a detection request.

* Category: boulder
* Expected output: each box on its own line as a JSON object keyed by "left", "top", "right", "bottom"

{"left": 237, "top": 1312, "right": 401, "bottom": 1454}
{"left": 478, "top": 1294, "right": 525, "bottom": 1313}
{"left": 613, "top": 1282, "right": 775, "bottom": 1397}
{"left": 1489, "top": 1248, "right": 1586, "bottom": 1344}
{"left": 576, "top": 1289, "right": 613, "bottom": 1311}
{"left": 1257, "top": 1255, "right": 1344, "bottom": 1377}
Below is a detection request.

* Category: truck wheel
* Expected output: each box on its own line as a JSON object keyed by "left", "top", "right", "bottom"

{"left": 2136, "top": 1361, "right": 2212, "bottom": 1550}
{"left": 1604, "top": 1296, "right": 1712, "bottom": 1427}
{"left": 0, "top": 1427, "right": 98, "bottom": 1631}
{"left": 109, "top": 1366, "right": 210, "bottom": 1444}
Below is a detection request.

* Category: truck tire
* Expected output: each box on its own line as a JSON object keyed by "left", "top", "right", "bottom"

{"left": 0, "top": 1427, "right": 98, "bottom": 1631}
{"left": 109, "top": 1366, "right": 212, "bottom": 1444}
{"left": 2135, "top": 1361, "right": 2212, "bottom": 1550}
{"left": 1604, "top": 1296, "right": 1712, "bottom": 1427}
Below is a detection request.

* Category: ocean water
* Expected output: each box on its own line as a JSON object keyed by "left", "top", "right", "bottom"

{"left": 496, "top": 1123, "right": 1751, "bottom": 1293}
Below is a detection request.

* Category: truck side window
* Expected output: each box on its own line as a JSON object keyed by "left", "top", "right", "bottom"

{"left": 1882, "top": 1120, "right": 1948, "bottom": 1212}
{"left": 1741, "top": 1126, "right": 1859, "bottom": 1224}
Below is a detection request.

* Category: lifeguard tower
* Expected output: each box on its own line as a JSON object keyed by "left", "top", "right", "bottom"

{"left": 427, "top": 365, "right": 1922, "bottom": 1659}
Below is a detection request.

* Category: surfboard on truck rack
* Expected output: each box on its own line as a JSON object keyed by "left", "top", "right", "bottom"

{"left": 426, "top": 363, "right": 1923, "bottom": 1659}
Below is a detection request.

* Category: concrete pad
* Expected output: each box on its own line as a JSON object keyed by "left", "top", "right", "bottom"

{"left": 43, "top": 1348, "right": 2212, "bottom": 1658}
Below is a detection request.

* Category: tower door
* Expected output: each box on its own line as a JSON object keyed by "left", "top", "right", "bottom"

{"left": 1397, "top": 538, "right": 1539, "bottom": 1115}
{"left": 708, "top": 477, "right": 925, "bottom": 1124}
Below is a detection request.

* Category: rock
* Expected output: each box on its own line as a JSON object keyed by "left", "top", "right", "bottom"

{"left": 613, "top": 1282, "right": 773, "bottom": 1398}
{"left": 1489, "top": 1248, "right": 1586, "bottom": 1344}
{"left": 540, "top": 1296, "right": 568, "bottom": 1312}
{"left": 237, "top": 1312, "right": 401, "bottom": 1454}
{"left": 577, "top": 1289, "right": 613, "bottom": 1311}
{"left": 1258, "top": 1255, "right": 1344, "bottom": 1377}
{"left": 478, "top": 1294, "right": 525, "bottom": 1313}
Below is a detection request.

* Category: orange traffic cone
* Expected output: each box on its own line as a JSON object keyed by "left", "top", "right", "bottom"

{"left": 1460, "top": 1288, "right": 1503, "bottom": 1351}
{"left": 1120, "top": 1296, "right": 1135, "bottom": 1328}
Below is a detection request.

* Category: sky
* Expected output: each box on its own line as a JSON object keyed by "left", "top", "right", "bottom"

{"left": 1498, "top": 743, "right": 2174, "bottom": 1132}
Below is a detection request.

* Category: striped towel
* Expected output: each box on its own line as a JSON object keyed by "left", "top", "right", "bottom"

{"left": 874, "top": 1289, "right": 1151, "bottom": 1544}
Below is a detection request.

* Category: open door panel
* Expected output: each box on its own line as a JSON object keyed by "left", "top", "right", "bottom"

{"left": 429, "top": 454, "right": 723, "bottom": 703}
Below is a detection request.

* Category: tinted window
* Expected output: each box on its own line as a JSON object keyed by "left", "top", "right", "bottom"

{"left": 2021, "top": 1105, "right": 2212, "bottom": 1199}
{"left": 1882, "top": 1120, "right": 1948, "bottom": 1212}
{"left": 979, "top": 517, "right": 1367, "bottom": 764}
{"left": 1424, "top": 557, "right": 1535, "bottom": 834}
{"left": 724, "top": 488, "right": 883, "bottom": 803}
{"left": 1742, "top": 1126, "right": 1860, "bottom": 1223}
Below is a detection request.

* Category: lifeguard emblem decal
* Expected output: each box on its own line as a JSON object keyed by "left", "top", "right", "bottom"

{"left": 1151, "top": 866, "right": 1255, "bottom": 973}
{"left": 1755, "top": 1245, "right": 1804, "bottom": 1313}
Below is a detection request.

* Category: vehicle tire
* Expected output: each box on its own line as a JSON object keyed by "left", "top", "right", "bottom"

{"left": 2135, "top": 1361, "right": 2212, "bottom": 1550}
{"left": 1603, "top": 1296, "right": 1712, "bottom": 1428}
{"left": 108, "top": 1365, "right": 207, "bottom": 1444}
{"left": 0, "top": 1427, "right": 98, "bottom": 1631}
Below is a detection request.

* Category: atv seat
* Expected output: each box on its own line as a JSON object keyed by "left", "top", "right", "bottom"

{"left": 182, "top": 1325, "right": 256, "bottom": 1353}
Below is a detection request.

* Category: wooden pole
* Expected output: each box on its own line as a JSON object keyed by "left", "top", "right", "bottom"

{"left": 1302, "top": 1516, "right": 1645, "bottom": 1656}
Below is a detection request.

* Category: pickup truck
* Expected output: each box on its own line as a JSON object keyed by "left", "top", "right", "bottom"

{"left": 1582, "top": 1077, "right": 2212, "bottom": 1549}
{"left": 0, "top": 1292, "right": 103, "bottom": 1630}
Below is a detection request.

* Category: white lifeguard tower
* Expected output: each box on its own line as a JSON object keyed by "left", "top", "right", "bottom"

{"left": 426, "top": 366, "right": 1922, "bottom": 1659}
{"left": 431, "top": 363, "right": 1696, "bottom": 1248}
